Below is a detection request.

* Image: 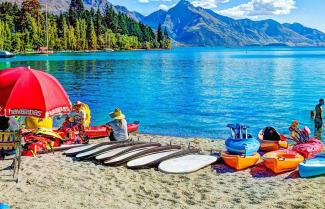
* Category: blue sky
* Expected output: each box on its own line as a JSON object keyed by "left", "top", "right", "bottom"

{"left": 109, "top": 0, "right": 325, "bottom": 32}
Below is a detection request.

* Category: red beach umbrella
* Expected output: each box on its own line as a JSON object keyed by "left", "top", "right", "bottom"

{"left": 0, "top": 66, "right": 71, "bottom": 118}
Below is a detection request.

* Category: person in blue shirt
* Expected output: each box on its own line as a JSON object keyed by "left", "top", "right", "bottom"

{"left": 107, "top": 108, "right": 128, "bottom": 141}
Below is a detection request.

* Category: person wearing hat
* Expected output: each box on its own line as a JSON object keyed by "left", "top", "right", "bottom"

{"left": 107, "top": 108, "right": 128, "bottom": 141}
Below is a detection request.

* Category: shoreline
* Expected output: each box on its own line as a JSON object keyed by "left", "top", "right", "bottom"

{"left": 0, "top": 134, "right": 324, "bottom": 209}
{"left": 14, "top": 48, "right": 172, "bottom": 55}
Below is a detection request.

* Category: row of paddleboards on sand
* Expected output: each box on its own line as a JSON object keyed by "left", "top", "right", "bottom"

{"left": 63, "top": 141, "right": 218, "bottom": 174}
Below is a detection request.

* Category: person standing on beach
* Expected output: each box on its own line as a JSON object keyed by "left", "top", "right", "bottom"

{"left": 314, "top": 98, "right": 324, "bottom": 140}
{"left": 107, "top": 108, "right": 128, "bottom": 141}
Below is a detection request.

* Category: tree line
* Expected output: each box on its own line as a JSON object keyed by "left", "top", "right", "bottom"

{"left": 0, "top": 0, "right": 171, "bottom": 52}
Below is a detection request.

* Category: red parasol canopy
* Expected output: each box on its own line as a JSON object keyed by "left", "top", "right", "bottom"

{"left": 0, "top": 66, "right": 71, "bottom": 118}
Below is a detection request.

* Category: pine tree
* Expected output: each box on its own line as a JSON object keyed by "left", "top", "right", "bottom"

{"left": 157, "top": 23, "right": 163, "bottom": 48}
{"left": 62, "top": 18, "right": 68, "bottom": 49}
{"left": 94, "top": 8, "right": 104, "bottom": 36}
{"left": 68, "top": 0, "right": 84, "bottom": 26}
{"left": 80, "top": 19, "right": 88, "bottom": 50}
{"left": 89, "top": 20, "right": 97, "bottom": 49}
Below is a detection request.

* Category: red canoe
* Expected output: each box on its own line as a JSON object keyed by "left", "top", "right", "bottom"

{"left": 292, "top": 138, "right": 324, "bottom": 159}
{"left": 85, "top": 123, "right": 139, "bottom": 139}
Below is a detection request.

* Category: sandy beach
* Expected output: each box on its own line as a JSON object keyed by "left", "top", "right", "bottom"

{"left": 0, "top": 134, "right": 324, "bottom": 209}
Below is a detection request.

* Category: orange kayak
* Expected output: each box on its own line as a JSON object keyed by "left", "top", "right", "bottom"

{"left": 262, "top": 149, "right": 304, "bottom": 173}
{"left": 221, "top": 151, "right": 260, "bottom": 170}
{"left": 259, "top": 140, "right": 288, "bottom": 151}
{"left": 258, "top": 129, "right": 288, "bottom": 151}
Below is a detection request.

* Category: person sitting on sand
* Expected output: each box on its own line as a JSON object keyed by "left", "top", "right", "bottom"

{"left": 314, "top": 98, "right": 324, "bottom": 140}
{"left": 107, "top": 108, "right": 128, "bottom": 141}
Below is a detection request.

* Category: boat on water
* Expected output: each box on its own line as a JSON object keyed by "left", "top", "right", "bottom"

{"left": 103, "top": 48, "right": 114, "bottom": 52}
{"left": 0, "top": 51, "right": 15, "bottom": 58}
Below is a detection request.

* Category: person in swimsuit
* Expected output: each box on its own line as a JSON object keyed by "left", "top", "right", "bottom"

{"left": 314, "top": 98, "right": 324, "bottom": 140}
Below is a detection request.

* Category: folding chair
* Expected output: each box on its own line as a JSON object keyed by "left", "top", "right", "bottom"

{"left": 0, "top": 131, "right": 21, "bottom": 183}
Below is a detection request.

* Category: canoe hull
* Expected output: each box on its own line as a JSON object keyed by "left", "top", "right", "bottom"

{"left": 299, "top": 155, "right": 325, "bottom": 177}
{"left": 222, "top": 151, "right": 260, "bottom": 170}
{"left": 263, "top": 150, "right": 304, "bottom": 174}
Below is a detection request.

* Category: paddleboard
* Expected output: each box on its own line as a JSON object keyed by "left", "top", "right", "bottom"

{"left": 75, "top": 142, "right": 134, "bottom": 159}
{"left": 127, "top": 150, "right": 180, "bottom": 168}
{"left": 126, "top": 149, "right": 200, "bottom": 169}
{"left": 64, "top": 141, "right": 126, "bottom": 156}
{"left": 96, "top": 143, "right": 161, "bottom": 161}
{"left": 158, "top": 155, "right": 218, "bottom": 174}
{"left": 104, "top": 145, "right": 181, "bottom": 166}
{"left": 53, "top": 144, "right": 86, "bottom": 151}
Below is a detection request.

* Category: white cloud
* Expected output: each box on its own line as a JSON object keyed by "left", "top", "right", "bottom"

{"left": 192, "top": 0, "right": 230, "bottom": 9}
{"left": 158, "top": 4, "right": 171, "bottom": 11}
{"left": 218, "top": 0, "right": 296, "bottom": 19}
{"left": 138, "top": 0, "right": 150, "bottom": 3}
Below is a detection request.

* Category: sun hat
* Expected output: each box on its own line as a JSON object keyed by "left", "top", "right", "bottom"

{"left": 109, "top": 108, "right": 125, "bottom": 120}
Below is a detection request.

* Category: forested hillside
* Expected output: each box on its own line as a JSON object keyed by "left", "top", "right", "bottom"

{"left": 0, "top": 0, "right": 171, "bottom": 52}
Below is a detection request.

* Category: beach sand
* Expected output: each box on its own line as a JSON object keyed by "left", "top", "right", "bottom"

{"left": 0, "top": 134, "right": 324, "bottom": 209}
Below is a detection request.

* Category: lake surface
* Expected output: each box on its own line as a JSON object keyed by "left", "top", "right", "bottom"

{"left": 1, "top": 47, "right": 325, "bottom": 140}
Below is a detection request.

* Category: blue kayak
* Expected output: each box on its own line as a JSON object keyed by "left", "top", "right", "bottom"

{"left": 299, "top": 153, "right": 325, "bottom": 178}
{"left": 225, "top": 137, "right": 260, "bottom": 156}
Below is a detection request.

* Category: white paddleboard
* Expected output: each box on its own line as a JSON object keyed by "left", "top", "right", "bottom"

{"left": 127, "top": 149, "right": 180, "bottom": 168}
{"left": 96, "top": 146, "right": 136, "bottom": 160}
{"left": 64, "top": 144, "right": 98, "bottom": 155}
{"left": 104, "top": 146, "right": 159, "bottom": 164}
{"left": 76, "top": 144, "right": 115, "bottom": 158}
{"left": 53, "top": 144, "right": 86, "bottom": 151}
{"left": 158, "top": 155, "right": 218, "bottom": 174}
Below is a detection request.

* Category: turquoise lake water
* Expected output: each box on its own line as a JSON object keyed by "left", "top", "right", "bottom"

{"left": 1, "top": 47, "right": 325, "bottom": 140}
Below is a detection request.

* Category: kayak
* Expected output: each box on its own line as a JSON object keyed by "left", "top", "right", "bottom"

{"left": 299, "top": 153, "right": 325, "bottom": 177}
{"left": 225, "top": 137, "right": 260, "bottom": 156}
{"left": 292, "top": 138, "right": 324, "bottom": 159}
{"left": 258, "top": 129, "right": 288, "bottom": 151}
{"left": 221, "top": 151, "right": 260, "bottom": 170}
{"left": 263, "top": 149, "right": 304, "bottom": 174}
{"left": 85, "top": 123, "right": 139, "bottom": 139}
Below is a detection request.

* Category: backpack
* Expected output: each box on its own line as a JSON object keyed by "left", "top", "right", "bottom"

{"left": 263, "top": 127, "right": 280, "bottom": 141}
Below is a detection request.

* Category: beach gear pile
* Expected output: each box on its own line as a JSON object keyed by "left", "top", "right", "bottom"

{"left": 222, "top": 124, "right": 260, "bottom": 170}
{"left": 219, "top": 122, "right": 325, "bottom": 177}
{"left": 63, "top": 140, "right": 218, "bottom": 174}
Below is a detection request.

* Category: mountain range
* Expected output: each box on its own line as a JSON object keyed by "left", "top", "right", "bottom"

{"left": 140, "top": 0, "right": 325, "bottom": 46}
{"left": 1, "top": 0, "right": 325, "bottom": 46}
